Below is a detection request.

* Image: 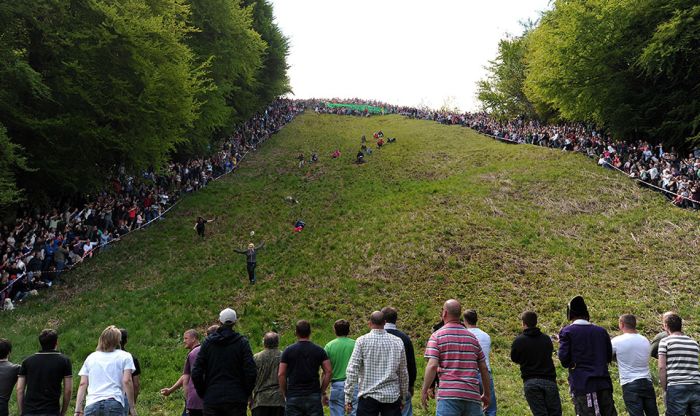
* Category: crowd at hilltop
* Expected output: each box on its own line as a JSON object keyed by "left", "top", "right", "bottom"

{"left": 0, "top": 100, "right": 303, "bottom": 309}
{"left": 3, "top": 296, "right": 699, "bottom": 416}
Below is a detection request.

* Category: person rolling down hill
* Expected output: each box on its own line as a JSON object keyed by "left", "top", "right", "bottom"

{"left": 234, "top": 242, "right": 265, "bottom": 284}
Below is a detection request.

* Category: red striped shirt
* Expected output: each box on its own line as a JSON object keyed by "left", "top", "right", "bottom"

{"left": 425, "top": 323, "right": 485, "bottom": 402}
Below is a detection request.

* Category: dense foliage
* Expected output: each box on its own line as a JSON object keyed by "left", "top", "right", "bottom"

{"left": 0, "top": 0, "right": 288, "bottom": 204}
{"left": 477, "top": 0, "right": 700, "bottom": 149}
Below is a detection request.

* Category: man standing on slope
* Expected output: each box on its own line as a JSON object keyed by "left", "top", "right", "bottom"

{"left": 510, "top": 311, "right": 562, "bottom": 416}
{"left": 658, "top": 312, "right": 700, "bottom": 416}
{"left": 192, "top": 308, "right": 256, "bottom": 416}
{"left": 558, "top": 296, "right": 617, "bottom": 415}
{"left": 251, "top": 332, "right": 285, "bottom": 416}
{"left": 344, "top": 311, "right": 409, "bottom": 416}
{"left": 234, "top": 242, "right": 264, "bottom": 284}
{"left": 16, "top": 329, "right": 72, "bottom": 416}
{"left": 611, "top": 314, "right": 658, "bottom": 416}
{"left": 464, "top": 310, "right": 497, "bottom": 416}
{"left": 160, "top": 329, "right": 204, "bottom": 416}
{"left": 382, "top": 307, "right": 417, "bottom": 416}
{"left": 324, "top": 320, "right": 358, "bottom": 416}
{"left": 421, "top": 299, "right": 491, "bottom": 416}
{"left": 278, "top": 320, "right": 332, "bottom": 416}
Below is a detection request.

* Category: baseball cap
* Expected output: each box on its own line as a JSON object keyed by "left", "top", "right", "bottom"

{"left": 219, "top": 308, "right": 237, "bottom": 325}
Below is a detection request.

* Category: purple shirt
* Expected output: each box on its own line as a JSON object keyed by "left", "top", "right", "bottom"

{"left": 184, "top": 345, "right": 204, "bottom": 410}
{"left": 558, "top": 320, "right": 613, "bottom": 396}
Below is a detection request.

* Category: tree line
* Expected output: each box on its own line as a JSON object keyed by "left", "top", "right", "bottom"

{"left": 477, "top": 0, "right": 699, "bottom": 151}
{"left": 0, "top": 0, "right": 289, "bottom": 207}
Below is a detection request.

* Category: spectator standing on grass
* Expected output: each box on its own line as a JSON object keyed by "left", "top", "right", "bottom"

{"left": 611, "top": 314, "right": 658, "bottom": 416}
{"left": 421, "top": 299, "right": 491, "bottom": 416}
{"left": 192, "top": 308, "right": 256, "bottom": 416}
{"left": 558, "top": 296, "right": 617, "bottom": 416}
{"left": 324, "top": 320, "right": 358, "bottom": 416}
{"left": 278, "top": 320, "right": 332, "bottom": 416}
{"left": 74, "top": 326, "right": 137, "bottom": 416}
{"left": 16, "top": 329, "right": 72, "bottom": 416}
{"left": 657, "top": 312, "right": 700, "bottom": 415}
{"left": 251, "top": 332, "right": 285, "bottom": 416}
{"left": 234, "top": 242, "right": 264, "bottom": 284}
{"left": 464, "top": 310, "right": 497, "bottom": 416}
{"left": 160, "top": 329, "right": 203, "bottom": 416}
{"left": 344, "top": 311, "right": 408, "bottom": 416}
{"left": 510, "top": 311, "right": 561, "bottom": 416}
{"left": 382, "top": 307, "right": 417, "bottom": 416}
{"left": 0, "top": 338, "right": 20, "bottom": 416}
{"left": 119, "top": 329, "right": 141, "bottom": 407}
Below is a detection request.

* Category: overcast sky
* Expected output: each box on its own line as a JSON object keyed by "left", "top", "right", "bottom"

{"left": 268, "top": 0, "right": 551, "bottom": 111}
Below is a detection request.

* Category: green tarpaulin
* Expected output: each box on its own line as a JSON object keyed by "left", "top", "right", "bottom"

{"left": 324, "top": 102, "right": 384, "bottom": 114}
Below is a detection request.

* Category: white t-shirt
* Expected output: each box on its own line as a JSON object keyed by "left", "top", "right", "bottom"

{"left": 79, "top": 350, "right": 136, "bottom": 408}
{"left": 611, "top": 332, "right": 651, "bottom": 385}
{"left": 468, "top": 327, "right": 492, "bottom": 371}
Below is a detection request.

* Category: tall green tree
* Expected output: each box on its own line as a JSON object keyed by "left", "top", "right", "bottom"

{"left": 476, "top": 33, "right": 538, "bottom": 121}
{"left": 0, "top": 0, "right": 204, "bottom": 195}
{"left": 243, "top": 0, "right": 290, "bottom": 104}
{"left": 0, "top": 124, "right": 31, "bottom": 207}
{"left": 181, "top": 0, "right": 266, "bottom": 155}
{"left": 522, "top": 0, "right": 699, "bottom": 148}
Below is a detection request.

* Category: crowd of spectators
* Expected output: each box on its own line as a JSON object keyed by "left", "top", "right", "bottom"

{"left": 400, "top": 108, "right": 700, "bottom": 209}
{"left": 0, "top": 99, "right": 303, "bottom": 309}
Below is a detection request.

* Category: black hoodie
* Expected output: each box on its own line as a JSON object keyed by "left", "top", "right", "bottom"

{"left": 192, "top": 325, "right": 257, "bottom": 405}
{"left": 510, "top": 327, "right": 557, "bottom": 382}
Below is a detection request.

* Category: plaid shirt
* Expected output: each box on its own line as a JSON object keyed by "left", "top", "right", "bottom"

{"left": 344, "top": 329, "right": 409, "bottom": 404}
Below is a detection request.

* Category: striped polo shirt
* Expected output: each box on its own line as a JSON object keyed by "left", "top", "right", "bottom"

{"left": 425, "top": 322, "right": 485, "bottom": 402}
{"left": 658, "top": 334, "right": 700, "bottom": 386}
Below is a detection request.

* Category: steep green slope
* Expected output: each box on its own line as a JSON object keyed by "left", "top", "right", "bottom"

{"left": 1, "top": 113, "right": 698, "bottom": 415}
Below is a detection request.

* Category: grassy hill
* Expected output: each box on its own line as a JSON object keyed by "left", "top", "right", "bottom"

{"left": 1, "top": 112, "right": 699, "bottom": 415}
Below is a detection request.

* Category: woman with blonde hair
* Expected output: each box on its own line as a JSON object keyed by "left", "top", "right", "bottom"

{"left": 74, "top": 326, "right": 137, "bottom": 416}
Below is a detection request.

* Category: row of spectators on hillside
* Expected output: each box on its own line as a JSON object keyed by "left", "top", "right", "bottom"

{"left": 3, "top": 297, "right": 696, "bottom": 416}
{"left": 0, "top": 99, "right": 303, "bottom": 309}
{"left": 399, "top": 107, "right": 700, "bottom": 209}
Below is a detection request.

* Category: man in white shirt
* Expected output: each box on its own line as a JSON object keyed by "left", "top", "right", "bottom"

{"left": 464, "top": 310, "right": 497, "bottom": 416}
{"left": 611, "top": 314, "right": 659, "bottom": 416}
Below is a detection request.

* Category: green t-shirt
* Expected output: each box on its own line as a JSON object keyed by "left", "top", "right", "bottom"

{"left": 324, "top": 337, "right": 355, "bottom": 381}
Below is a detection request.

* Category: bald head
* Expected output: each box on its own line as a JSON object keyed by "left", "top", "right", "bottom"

{"left": 443, "top": 299, "right": 462, "bottom": 320}
{"left": 369, "top": 311, "right": 386, "bottom": 328}
{"left": 263, "top": 332, "right": 279, "bottom": 349}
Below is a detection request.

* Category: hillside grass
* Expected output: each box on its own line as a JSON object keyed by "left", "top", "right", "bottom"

{"left": 1, "top": 112, "right": 699, "bottom": 415}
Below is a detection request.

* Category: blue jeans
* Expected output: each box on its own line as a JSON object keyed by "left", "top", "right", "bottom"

{"left": 477, "top": 370, "right": 497, "bottom": 416}
{"left": 85, "top": 398, "right": 127, "bottom": 416}
{"left": 666, "top": 384, "right": 700, "bottom": 416}
{"left": 286, "top": 393, "right": 323, "bottom": 416}
{"left": 436, "top": 399, "right": 484, "bottom": 416}
{"left": 621, "top": 378, "right": 658, "bottom": 416}
{"left": 330, "top": 381, "right": 357, "bottom": 416}
{"left": 402, "top": 391, "right": 413, "bottom": 416}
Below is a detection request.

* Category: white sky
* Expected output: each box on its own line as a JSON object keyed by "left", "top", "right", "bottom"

{"left": 269, "top": 0, "right": 551, "bottom": 111}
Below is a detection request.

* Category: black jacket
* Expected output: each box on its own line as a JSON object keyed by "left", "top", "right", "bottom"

{"left": 510, "top": 327, "right": 557, "bottom": 382}
{"left": 386, "top": 328, "right": 417, "bottom": 390}
{"left": 192, "top": 326, "right": 257, "bottom": 405}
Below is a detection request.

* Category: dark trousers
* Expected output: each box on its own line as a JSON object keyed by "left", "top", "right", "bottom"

{"left": 356, "top": 397, "right": 401, "bottom": 416}
{"left": 252, "top": 406, "right": 285, "bottom": 416}
{"left": 523, "top": 378, "right": 562, "bottom": 416}
{"left": 247, "top": 262, "right": 256, "bottom": 282}
{"left": 621, "top": 379, "right": 658, "bottom": 416}
{"left": 572, "top": 389, "right": 617, "bottom": 416}
{"left": 0, "top": 398, "right": 8, "bottom": 416}
{"left": 188, "top": 410, "right": 204, "bottom": 416}
{"left": 203, "top": 403, "right": 246, "bottom": 416}
{"left": 286, "top": 393, "right": 322, "bottom": 416}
